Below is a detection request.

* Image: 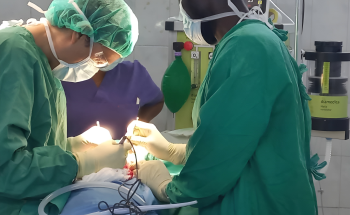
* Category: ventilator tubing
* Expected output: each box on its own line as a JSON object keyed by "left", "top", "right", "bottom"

{"left": 38, "top": 182, "right": 198, "bottom": 215}
{"left": 38, "top": 182, "right": 146, "bottom": 215}
{"left": 87, "top": 201, "right": 198, "bottom": 215}
{"left": 320, "top": 138, "right": 332, "bottom": 174}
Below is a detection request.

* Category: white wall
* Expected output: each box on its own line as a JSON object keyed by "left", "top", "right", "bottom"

{"left": 1, "top": 0, "right": 350, "bottom": 213}
{"left": 122, "top": 0, "right": 180, "bottom": 131}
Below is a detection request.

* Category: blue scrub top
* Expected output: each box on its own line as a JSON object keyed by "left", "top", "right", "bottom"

{"left": 62, "top": 60, "right": 163, "bottom": 139}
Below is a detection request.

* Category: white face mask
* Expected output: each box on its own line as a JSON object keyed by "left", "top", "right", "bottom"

{"left": 29, "top": 1, "right": 101, "bottom": 82}
{"left": 41, "top": 0, "right": 100, "bottom": 83}
{"left": 28, "top": 1, "right": 123, "bottom": 80}
{"left": 41, "top": 18, "right": 99, "bottom": 82}
{"left": 179, "top": 0, "right": 273, "bottom": 46}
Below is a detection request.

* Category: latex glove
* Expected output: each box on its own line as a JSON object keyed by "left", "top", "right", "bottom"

{"left": 81, "top": 125, "right": 113, "bottom": 145}
{"left": 134, "top": 160, "right": 171, "bottom": 202}
{"left": 73, "top": 140, "right": 132, "bottom": 178}
{"left": 126, "top": 121, "right": 186, "bottom": 165}
{"left": 66, "top": 135, "right": 97, "bottom": 153}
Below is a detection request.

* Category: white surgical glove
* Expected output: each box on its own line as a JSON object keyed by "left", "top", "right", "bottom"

{"left": 81, "top": 125, "right": 113, "bottom": 145}
{"left": 73, "top": 140, "right": 132, "bottom": 178}
{"left": 67, "top": 135, "right": 97, "bottom": 153}
{"left": 126, "top": 121, "right": 186, "bottom": 165}
{"left": 134, "top": 160, "right": 172, "bottom": 202}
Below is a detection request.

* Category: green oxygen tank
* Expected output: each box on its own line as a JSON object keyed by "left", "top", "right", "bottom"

{"left": 162, "top": 42, "right": 191, "bottom": 113}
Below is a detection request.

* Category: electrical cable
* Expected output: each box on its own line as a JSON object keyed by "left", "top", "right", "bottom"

{"left": 98, "top": 136, "right": 145, "bottom": 215}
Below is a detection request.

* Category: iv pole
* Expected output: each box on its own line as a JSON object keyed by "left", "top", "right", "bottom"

{"left": 294, "top": 0, "right": 303, "bottom": 64}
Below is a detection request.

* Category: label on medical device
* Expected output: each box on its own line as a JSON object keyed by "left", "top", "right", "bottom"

{"left": 322, "top": 62, "right": 330, "bottom": 94}
{"left": 308, "top": 95, "right": 348, "bottom": 118}
{"left": 191, "top": 51, "right": 200, "bottom": 59}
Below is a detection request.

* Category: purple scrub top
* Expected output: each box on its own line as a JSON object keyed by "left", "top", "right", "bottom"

{"left": 62, "top": 60, "right": 163, "bottom": 139}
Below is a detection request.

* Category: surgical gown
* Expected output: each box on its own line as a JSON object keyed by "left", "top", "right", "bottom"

{"left": 166, "top": 20, "right": 318, "bottom": 215}
{"left": 0, "top": 27, "right": 78, "bottom": 215}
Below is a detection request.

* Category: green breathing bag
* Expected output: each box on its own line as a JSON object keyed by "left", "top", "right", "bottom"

{"left": 161, "top": 43, "right": 191, "bottom": 113}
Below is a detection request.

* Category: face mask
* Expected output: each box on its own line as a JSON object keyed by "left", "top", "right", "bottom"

{"left": 29, "top": 1, "right": 100, "bottom": 83}
{"left": 179, "top": 0, "right": 273, "bottom": 46}
{"left": 42, "top": 0, "right": 100, "bottom": 82}
{"left": 42, "top": 18, "right": 99, "bottom": 82}
{"left": 180, "top": 3, "right": 235, "bottom": 45}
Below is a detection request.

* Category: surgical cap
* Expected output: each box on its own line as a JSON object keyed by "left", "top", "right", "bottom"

{"left": 45, "top": 0, "right": 138, "bottom": 58}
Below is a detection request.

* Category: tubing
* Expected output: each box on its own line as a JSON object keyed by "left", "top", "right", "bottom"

{"left": 320, "top": 138, "right": 332, "bottom": 174}
{"left": 87, "top": 201, "right": 198, "bottom": 215}
{"left": 38, "top": 182, "right": 146, "bottom": 215}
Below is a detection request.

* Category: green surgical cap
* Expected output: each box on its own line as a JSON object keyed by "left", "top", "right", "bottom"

{"left": 45, "top": 0, "right": 138, "bottom": 58}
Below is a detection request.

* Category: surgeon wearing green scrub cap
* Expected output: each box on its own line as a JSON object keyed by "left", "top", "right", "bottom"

{"left": 127, "top": 0, "right": 319, "bottom": 215}
{"left": 0, "top": 0, "right": 137, "bottom": 214}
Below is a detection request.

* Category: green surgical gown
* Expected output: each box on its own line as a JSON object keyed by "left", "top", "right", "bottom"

{"left": 166, "top": 20, "right": 318, "bottom": 215}
{"left": 0, "top": 27, "right": 78, "bottom": 215}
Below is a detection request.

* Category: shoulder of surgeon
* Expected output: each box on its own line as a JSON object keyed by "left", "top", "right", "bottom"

{"left": 0, "top": 26, "right": 39, "bottom": 64}
{"left": 221, "top": 20, "right": 284, "bottom": 56}
{"left": 111, "top": 60, "right": 149, "bottom": 77}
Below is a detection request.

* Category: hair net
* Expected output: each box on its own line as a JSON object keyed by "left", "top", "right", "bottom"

{"left": 45, "top": 0, "right": 138, "bottom": 58}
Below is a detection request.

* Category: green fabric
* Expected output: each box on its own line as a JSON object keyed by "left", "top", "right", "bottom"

{"left": 45, "top": 0, "right": 138, "bottom": 58}
{"left": 166, "top": 20, "right": 318, "bottom": 215}
{"left": 0, "top": 26, "right": 78, "bottom": 215}
{"left": 145, "top": 153, "right": 184, "bottom": 176}
{"left": 158, "top": 206, "right": 198, "bottom": 215}
{"left": 310, "top": 154, "right": 327, "bottom": 180}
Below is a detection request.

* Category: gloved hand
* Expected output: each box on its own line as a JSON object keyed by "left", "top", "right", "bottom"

{"left": 66, "top": 135, "right": 97, "bottom": 153}
{"left": 133, "top": 160, "right": 172, "bottom": 202}
{"left": 81, "top": 125, "right": 113, "bottom": 145}
{"left": 73, "top": 140, "right": 132, "bottom": 178}
{"left": 126, "top": 121, "right": 187, "bottom": 165}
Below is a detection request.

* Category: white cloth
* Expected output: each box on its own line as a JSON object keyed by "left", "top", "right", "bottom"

{"left": 0, "top": 20, "right": 23, "bottom": 30}
{"left": 80, "top": 168, "right": 130, "bottom": 182}
{"left": 166, "top": 128, "right": 195, "bottom": 137}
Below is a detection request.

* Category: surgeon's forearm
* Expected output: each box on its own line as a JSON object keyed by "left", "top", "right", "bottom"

{"left": 138, "top": 100, "right": 164, "bottom": 122}
{"left": 0, "top": 146, "right": 77, "bottom": 199}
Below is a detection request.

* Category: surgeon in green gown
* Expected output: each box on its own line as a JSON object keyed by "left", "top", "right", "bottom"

{"left": 0, "top": 0, "right": 138, "bottom": 214}
{"left": 127, "top": 0, "right": 320, "bottom": 214}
